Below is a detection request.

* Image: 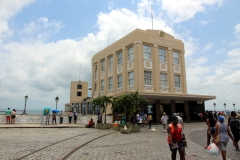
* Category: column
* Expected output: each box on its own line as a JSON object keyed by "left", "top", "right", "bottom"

{"left": 184, "top": 101, "right": 190, "bottom": 121}
{"left": 133, "top": 41, "right": 141, "bottom": 91}
{"left": 168, "top": 47, "right": 174, "bottom": 93}
{"left": 112, "top": 52, "right": 117, "bottom": 94}
{"left": 153, "top": 44, "right": 160, "bottom": 92}
{"left": 122, "top": 47, "right": 126, "bottom": 91}
{"left": 181, "top": 51, "right": 187, "bottom": 94}
{"left": 155, "top": 100, "right": 161, "bottom": 123}
{"left": 171, "top": 100, "right": 176, "bottom": 116}
{"left": 104, "top": 57, "right": 108, "bottom": 95}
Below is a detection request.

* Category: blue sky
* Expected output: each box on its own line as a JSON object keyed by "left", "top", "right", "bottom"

{"left": 0, "top": 0, "right": 239, "bottom": 112}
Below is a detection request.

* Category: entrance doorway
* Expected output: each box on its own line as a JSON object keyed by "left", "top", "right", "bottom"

{"left": 144, "top": 104, "right": 156, "bottom": 122}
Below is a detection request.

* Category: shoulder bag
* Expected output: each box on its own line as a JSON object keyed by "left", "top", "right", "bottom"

{"left": 212, "top": 124, "right": 220, "bottom": 144}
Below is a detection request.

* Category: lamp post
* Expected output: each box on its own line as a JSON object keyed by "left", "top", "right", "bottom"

{"left": 213, "top": 103, "right": 216, "bottom": 111}
{"left": 22, "top": 95, "right": 28, "bottom": 114}
{"left": 224, "top": 103, "right": 226, "bottom": 112}
{"left": 233, "top": 103, "right": 235, "bottom": 111}
{"left": 55, "top": 96, "right": 59, "bottom": 109}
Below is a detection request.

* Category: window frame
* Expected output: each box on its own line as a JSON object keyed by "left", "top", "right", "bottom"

{"left": 128, "top": 72, "right": 134, "bottom": 86}
{"left": 117, "top": 75, "right": 122, "bottom": 88}
{"left": 101, "top": 80, "right": 104, "bottom": 91}
{"left": 173, "top": 52, "right": 179, "bottom": 65}
{"left": 88, "top": 102, "right": 92, "bottom": 114}
{"left": 160, "top": 73, "right": 168, "bottom": 87}
{"left": 109, "top": 56, "right": 113, "bottom": 69}
{"left": 94, "top": 105, "right": 100, "bottom": 115}
{"left": 108, "top": 77, "right": 113, "bottom": 90}
{"left": 159, "top": 48, "right": 166, "bottom": 62}
{"left": 77, "top": 92, "right": 82, "bottom": 96}
{"left": 77, "top": 85, "right": 82, "bottom": 89}
{"left": 128, "top": 46, "right": 134, "bottom": 61}
{"left": 144, "top": 71, "right": 152, "bottom": 86}
{"left": 143, "top": 45, "right": 151, "bottom": 60}
{"left": 174, "top": 75, "right": 181, "bottom": 88}
{"left": 118, "top": 52, "right": 122, "bottom": 65}
{"left": 101, "top": 60, "right": 105, "bottom": 71}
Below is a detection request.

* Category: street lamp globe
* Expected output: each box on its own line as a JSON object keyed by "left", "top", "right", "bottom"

{"left": 55, "top": 96, "right": 59, "bottom": 109}
{"left": 224, "top": 103, "right": 226, "bottom": 112}
{"left": 213, "top": 103, "right": 216, "bottom": 111}
{"left": 233, "top": 103, "right": 235, "bottom": 111}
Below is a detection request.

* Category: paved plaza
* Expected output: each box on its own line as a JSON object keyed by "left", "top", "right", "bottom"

{"left": 0, "top": 123, "right": 239, "bottom": 160}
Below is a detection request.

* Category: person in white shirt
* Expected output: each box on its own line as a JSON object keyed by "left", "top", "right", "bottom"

{"left": 174, "top": 113, "right": 184, "bottom": 129}
{"left": 161, "top": 112, "right": 168, "bottom": 132}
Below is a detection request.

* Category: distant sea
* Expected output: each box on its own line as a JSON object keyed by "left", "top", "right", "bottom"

{"left": 0, "top": 110, "right": 46, "bottom": 115}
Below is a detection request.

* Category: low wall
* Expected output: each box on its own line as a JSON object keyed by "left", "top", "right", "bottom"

{"left": 0, "top": 114, "right": 112, "bottom": 124}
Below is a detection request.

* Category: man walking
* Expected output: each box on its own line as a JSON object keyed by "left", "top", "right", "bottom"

{"left": 5, "top": 108, "right": 11, "bottom": 124}
{"left": 161, "top": 112, "right": 168, "bottom": 133}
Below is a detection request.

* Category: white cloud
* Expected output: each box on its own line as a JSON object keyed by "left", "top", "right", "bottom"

{"left": 108, "top": 1, "right": 115, "bottom": 10}
{"left": 0, "top": 0, "right": 35, "bottom": 40}
{"left": 159, "top": 0, "right": 222, "bottom": 22}
{"left": 235, "top": 23, "right": 240, "bottom": 39}
{"left": 224, "top": 70, "right": 240, "bottom": 84}
{"left": 20, "top": 17, "right": 64, "bottom": 41}
{"left": 199, "top": 19, "right": 214, "bottom": 25}
{"left": 137, "top": 0, "right": 152, "bottom": 17}
{"left": 204, "top": 43, "right": 213, "bottom": 52}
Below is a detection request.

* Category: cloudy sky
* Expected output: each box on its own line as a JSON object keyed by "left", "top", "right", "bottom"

{"left": 0, "top": 0, "right": 239, "bottom": 112}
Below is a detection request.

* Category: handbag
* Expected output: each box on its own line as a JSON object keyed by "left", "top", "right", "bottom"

{"left": 212, "top": 124, "right": 220, "bottom": 144}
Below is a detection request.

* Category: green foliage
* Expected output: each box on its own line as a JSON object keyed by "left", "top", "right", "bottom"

{"left": 92, "top": 95, "right": 113, "bottom": 123}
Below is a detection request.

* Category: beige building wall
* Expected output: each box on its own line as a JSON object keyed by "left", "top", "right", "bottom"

{"left": 92, "top": 29, "right": 187, "bottom": 102}
{"left": 70, "top": 81, "right": 88, "bottom": 105}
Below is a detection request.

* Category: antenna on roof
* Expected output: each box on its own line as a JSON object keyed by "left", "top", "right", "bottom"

{"left": 78, "top": 64, "right": 81, "bottom": 82}
{"left": 151, "top": 3, "right": 153, "bottom": 30}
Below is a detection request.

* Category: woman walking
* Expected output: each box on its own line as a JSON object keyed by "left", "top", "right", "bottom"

{"left": 228, "top": 111, "right": 239, "bottom": 150}
{"left": 167, "top": 116, "right": 185, "bottom": 160}
{"left": 214, "top": 116, "right": 236, "bottom": 160}
{"left": 73, "top": 111, "right": 78, "bottom": 124}
{"left": 205, "top": 112, "right": 216, "bottom": 148}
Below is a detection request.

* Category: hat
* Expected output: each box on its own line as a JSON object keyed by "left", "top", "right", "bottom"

{"left": 173, "top": 113, "right": 177, "bottom": 117}
{"left": 218, "top": 116, "right": 224, "bottom": 123}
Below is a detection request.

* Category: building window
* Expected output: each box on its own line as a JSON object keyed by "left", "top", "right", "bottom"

{"left": 77, "top": 85, "right": 82, "bottom": 89}
{"left": 117, "top": 75, "right": 122, "bottom": 88}
{"left": 88, "top": 102, "right": 92, "bottom": 114}
{"left": 95, "top": 65, "right": 97, "bottom": 73}
{"left": 160, "top": 73, "right": 167, "bottom": 87}
{"left": 109, "top": 56, "right": 113, "bottom": 69}
{"left": 144, "top": 71, "right": 152, "bottom": 85}
{"left": 81, "top": 102, "right": 86, "bottom": 115}
{"left": 94, "top": 83, "right": 97, "bottom": 91}
{"left": 159, "top": 49, "right": 166, "bottom": 62}
{"left": 143, "top": 45, "right": 151, "bottom": 59}
{"left": 77, "top": 92, "right": 82, "bottom": 96}
{"left": 108, "top": 77, "right": 113, "bottom": 90}
{"left": 101, "top": 80, "right": 104, "bottom": 91}
{"left": 173, "top": 52, "right": 179, "bottom": 64}
{"left": 94, "top": 105, "right": 100, "bottom": 115}
{"left": 128, "top": 46, "right": 134, "bottom": 61}
{"left": 128, "top": 72, "right": 134, "bottom": 86}
{"left": 101, "top": 60, "right": 105, "bottom": 71}
{"left": 118, "top": 52, "right": 122, "bottom": 65}
{"left": 174, "top": 75, "right": 181, "bottom": 88}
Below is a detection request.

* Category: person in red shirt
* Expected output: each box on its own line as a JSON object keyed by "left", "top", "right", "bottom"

{"left": 167, "top": 116, "right": 185, "bottom": 160}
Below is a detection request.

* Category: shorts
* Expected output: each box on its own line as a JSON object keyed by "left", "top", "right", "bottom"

{"left": 6, "top": 116, "right": 10, "bottom": 120}
{"left": 169, "top": 141, "right": 185, "bottom": 151}
{"left": 163, "top": 124, "right": 167, "bottom": 128}
{"left": 210, "top": 127, "right": 215, "bottom": 134}
{"left": 218, "top": 141, "right": 228, "bottom": 151}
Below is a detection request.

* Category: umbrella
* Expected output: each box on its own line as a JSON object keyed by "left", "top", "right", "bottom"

{"left": 52, "top": 109, "right": 60, "bottom": 113}
{"left": 43, "top": 107, "right": 51, "bottom": 116}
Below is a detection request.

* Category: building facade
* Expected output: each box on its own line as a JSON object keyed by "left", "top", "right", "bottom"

{"left": 91, "top": 29, "right": 215, "bottom": 122}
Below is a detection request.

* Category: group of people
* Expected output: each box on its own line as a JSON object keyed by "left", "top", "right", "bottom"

{"left": 5, "top": 108, "right": 17, "bottom": 124}
{"left": 45, "top": 111, "right": 64, "bottom": 125}
{"left": 205, "top": 110, "right": 239, "bottom": 160}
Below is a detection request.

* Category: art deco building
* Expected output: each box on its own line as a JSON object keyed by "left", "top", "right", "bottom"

{"left": 91, "top": 29, "right": 215, "bottom": 122}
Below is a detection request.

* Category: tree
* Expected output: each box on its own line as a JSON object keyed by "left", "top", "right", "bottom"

{"left": 114, "top": 91, "right": 148, "bottom": 122}
{"left": 92, "top": 95, "right": 113, "bottom": 124}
